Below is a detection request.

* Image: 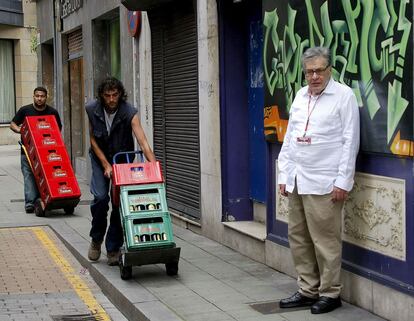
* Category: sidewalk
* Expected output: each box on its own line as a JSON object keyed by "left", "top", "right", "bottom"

{"left": 0, "top": 145, "right": 386, "bottom": 321}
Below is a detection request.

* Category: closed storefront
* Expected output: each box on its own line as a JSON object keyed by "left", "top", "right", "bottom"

{"left": 149, "top": 0, "right": 200, "bottom": 220}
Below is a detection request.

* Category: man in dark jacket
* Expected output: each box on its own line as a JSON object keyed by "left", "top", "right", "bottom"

{"left": 86, "top": 77, "right": 156, "bottom": 266}
{"left": 10, "top": 87, "right": 62, "bottom": 213}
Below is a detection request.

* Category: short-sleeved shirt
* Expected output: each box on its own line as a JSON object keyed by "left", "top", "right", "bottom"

{"left": 12, "top": 104, "right": 62, "bottom": 154}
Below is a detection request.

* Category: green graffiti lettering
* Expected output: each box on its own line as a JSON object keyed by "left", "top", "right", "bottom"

{"left": 263, "top": 0, "right": 412, "bottom": 147}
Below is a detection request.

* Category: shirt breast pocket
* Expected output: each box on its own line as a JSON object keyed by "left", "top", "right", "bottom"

{"left": 322, "top": 113, "right": 337, "bottom": 123}
{"left": 314, "top": 112, "right": 339, "bottom": 134}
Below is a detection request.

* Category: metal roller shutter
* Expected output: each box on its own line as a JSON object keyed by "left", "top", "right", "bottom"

{"left": 67, "top": 29, "right": 82, "bottom": 60}
{"left": 150, "top": 0, "right": 200, "bottom": 220}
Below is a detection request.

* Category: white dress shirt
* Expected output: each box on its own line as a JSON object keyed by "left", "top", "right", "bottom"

{"left": 278, "top": 78, "right": 360, "bottom": 195}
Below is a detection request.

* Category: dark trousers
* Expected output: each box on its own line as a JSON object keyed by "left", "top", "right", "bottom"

{"left": 21, "top": 154, "right": 40, "bottom": 207}
{"left": 89, "top": 153, "right": 123, "bottom": 252}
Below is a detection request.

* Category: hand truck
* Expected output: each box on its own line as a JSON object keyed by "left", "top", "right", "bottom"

{"left": 20, "top": 115, "right": 81, "bottom": 217}
{"left": 112, "top": 151, "right": 180, "bottom": 280}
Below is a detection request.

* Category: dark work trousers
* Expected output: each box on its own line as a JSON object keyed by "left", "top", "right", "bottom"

{"left": 89, "top": 152, "right": 123, "bottom": 253}
{"left": 21, "top": 154, "right": 40, "bottom": 208}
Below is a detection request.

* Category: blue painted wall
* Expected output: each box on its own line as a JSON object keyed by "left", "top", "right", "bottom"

{"left": 218, "top": 0, "right": 252, "bottom": 220}
{"left": 343, "top": 154, "right": 414, "bottom": 294}
{"left": 218, "top": 0, "right": 266, "bottom": 220}
{"left": 248, "top": 9, "right": 266, "bottom": 203}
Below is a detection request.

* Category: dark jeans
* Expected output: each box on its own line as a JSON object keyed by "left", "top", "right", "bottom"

{"left": 89, "top": 153, "right": 123, "bottom": 252}
{"left": 21, "top": 154, "right": 40, "bottom": 208}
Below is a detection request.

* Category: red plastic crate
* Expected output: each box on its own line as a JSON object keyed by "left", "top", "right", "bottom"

{"left": 38, "top": 177, "right": 81, "bottom": 206}
{"left": 34, "top": 161, "right": 75, "bottom": 181}
{"left": 31, "top": 146, "right": 70, "bottom": 173}
{"left": 111, "top": 161, "right": 163, "bottom": 206}
{"left": 32, "top": 130, "right": 63, "bottom": 147}
{"left": 23, "top": 115, "right": 60, "bottom": 134}
{"left": 21, "top": 115, "right": 65, "bottom": 165}
{"left": 25, "top": 137, "right": 37, "bottom": 159}
{"left": 21, "top": 116, "right": 63, "bottom": 146}
{"left": 112, "top": 161, "right": 163, "bottom": 187}
{"left": 25, "top": 134, "right": 63, "bottom": 160}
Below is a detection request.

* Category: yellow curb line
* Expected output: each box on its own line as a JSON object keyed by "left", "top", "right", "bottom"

{"left": 19, "top": 227, "right": 111, "bottom": 321}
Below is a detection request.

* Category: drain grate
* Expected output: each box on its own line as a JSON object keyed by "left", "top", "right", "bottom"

{"left": 249, "top": 301, "right": 310, "bottom": 314}
{"left": 51, "top": 314, "right": 106, "bottom": 321}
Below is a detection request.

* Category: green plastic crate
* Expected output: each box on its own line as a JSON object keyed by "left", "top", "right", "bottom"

{"left": 120, "top": 183, "right": 168, "bottom": 214}
{"left": 121, "top": 211, "right": 175, "bottom": 250}
{"left": 119, "top": 184, "right": 175, "bottom": 251}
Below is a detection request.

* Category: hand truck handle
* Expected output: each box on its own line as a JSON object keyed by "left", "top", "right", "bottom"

{"left": 112, "top": 150, "right": 144, "bottom": 164}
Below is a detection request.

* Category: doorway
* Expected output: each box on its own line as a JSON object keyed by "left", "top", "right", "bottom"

{"left": 68, "top": 58, "right": 84, "bottom": 162}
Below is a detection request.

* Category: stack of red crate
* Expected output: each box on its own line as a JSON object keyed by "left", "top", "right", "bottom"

{"left": 21, "top": 115, "right": 81, "bottom": 210}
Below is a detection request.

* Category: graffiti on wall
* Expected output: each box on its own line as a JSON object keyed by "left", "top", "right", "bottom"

{"left": 263, "top": 0, "right": 413, "bottom": 156}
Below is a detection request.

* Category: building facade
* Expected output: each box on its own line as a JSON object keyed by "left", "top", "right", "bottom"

{"left": 36, "top": 1, "right": 414, "bottom": 320}
{"left": 0, "top": 0, "right": 38, "bottom": 144}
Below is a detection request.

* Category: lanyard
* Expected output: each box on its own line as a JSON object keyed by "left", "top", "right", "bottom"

{"left": 303, "top": 94, "right": 322, "bottom": 137}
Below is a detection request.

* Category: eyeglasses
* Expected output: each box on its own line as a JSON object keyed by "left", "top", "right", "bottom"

{"left": 304, "top": 65, "right": 330, "bottom": 77}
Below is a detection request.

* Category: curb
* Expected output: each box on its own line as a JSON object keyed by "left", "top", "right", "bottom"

{"left": 50, "top": 223, "right": 183, "bottom": 321}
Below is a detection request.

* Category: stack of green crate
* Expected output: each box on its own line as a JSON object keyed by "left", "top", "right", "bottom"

{"left": 119, "top": 183, "right": 176, "bottom": 251}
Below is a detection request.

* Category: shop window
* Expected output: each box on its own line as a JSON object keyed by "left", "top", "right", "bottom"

{"left": 0, "top": 40, "right": 15, "bottom": 123}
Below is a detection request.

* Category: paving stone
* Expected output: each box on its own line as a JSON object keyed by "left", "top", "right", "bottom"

{"left": 0, "top": 225, "right": 123, "bottom": 320}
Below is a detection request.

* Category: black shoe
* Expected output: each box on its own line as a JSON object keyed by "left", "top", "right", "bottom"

{"left": 279, "top": 292, "right": 317, "bottom": 308}
{"left": 311, "top": 296, "right": 342, "bottom": 314}
{"left": 25, "top": 205, "right": 34, "bottom": 214}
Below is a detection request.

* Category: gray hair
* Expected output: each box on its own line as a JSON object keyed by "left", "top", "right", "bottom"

{"left": 301, "top": 47, "right": 331, "bottom": 69}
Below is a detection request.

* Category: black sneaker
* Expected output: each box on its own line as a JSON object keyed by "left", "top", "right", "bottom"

{"left": 25, "top": 205, "right": 34, "bottom": 214}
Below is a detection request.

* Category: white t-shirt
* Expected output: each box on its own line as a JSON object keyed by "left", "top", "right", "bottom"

{"left": 104, "top": 110, "right": 117, "bottom": 134}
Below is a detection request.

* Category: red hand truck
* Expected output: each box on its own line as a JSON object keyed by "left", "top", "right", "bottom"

{"left": 20, "top": 115, "right": 81, "bottom": 217}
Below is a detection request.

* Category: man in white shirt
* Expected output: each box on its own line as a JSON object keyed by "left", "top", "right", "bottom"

{"left": 278, "top": 47, "right": 360, "bottom": 314}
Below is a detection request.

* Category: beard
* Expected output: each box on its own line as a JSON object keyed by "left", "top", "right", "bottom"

{"left": 104, "top": 105, "right": 118, "bottom": 114}
{"left": 33, "top": 101, "right": 46, "bottom": 110}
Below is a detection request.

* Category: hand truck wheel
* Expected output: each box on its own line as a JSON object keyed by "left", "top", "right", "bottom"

{"left": 64, "top": 206, "right": 75, "bottom": 215}
{"left": 34, "top": 199, "right": 45, "bottom": 217}
{"left": 165, "top": 262, "right": 178, "bottom": 276}
{"left": 119, "top": 257, "right": 132, "bottom": 280}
